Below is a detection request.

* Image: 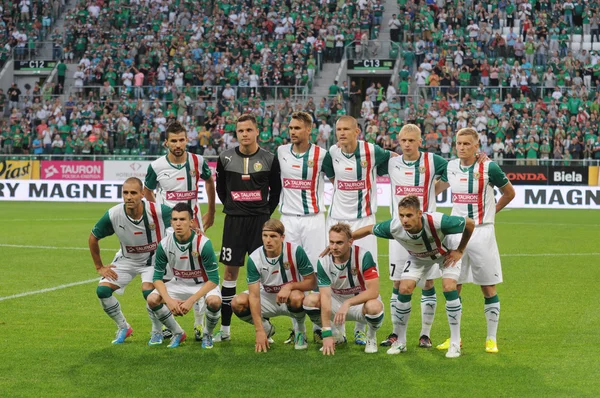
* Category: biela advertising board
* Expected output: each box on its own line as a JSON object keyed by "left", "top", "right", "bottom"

{"left": 1, "top": 180, "right": 599, "bottom": 209}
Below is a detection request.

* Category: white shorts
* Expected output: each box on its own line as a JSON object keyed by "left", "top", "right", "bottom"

{"left": 152, "top": 281, "right": 221, "bottom": 311}
{"left": 280, "top": 213, "right": 327, "bottom": 266}
{"left": 389, "top": 240, "right": 442, "bottom": 282}
{"left": 446, "top": 224, "right": 503, "bottom": 286}
{"left": 400, "top": 256, "right": 461, "bottom": 284}
{"left": 242, "top": 290, "right": 299, "bottom": 318}
{"left": 99, "top": 255, "right": 154, "bottom": 294}
{"left": 327, "top": 215, "right": 378, "bottom": 259}
{"left": 330, "top": 294, "right": 383, "bottom": 323}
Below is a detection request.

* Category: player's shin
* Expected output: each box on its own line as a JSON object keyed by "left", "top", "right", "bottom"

{"left": 365, "top": 311, "right": 384, "bottom": 339}
{"left": 303, "top": 306, "right": 322, "bottom": 328}
{"left": 396, "top": 294, "right": 412, "bottom": 345}
{"left": 151, "top": 304, "right": 184, "bottom": 334}
{"left": 390, "top": 287, "right": 400, "bottom": 335}
{"left": 194, "top": 300, "right": 205, "bottom": 330}
{"left": 220, "top": 280, "right": 237, "bottom": 334}
{"left": 444, "top": 290, "right": 462, "bottom": 346}
{"left": 420, "top": 287, "right": 437, "bottom": 338}
{"left": 97, "top": 286, "right": 128, "bottom": 329}
{"left": 205, "top": 305, "right": 221, "bottom": 335}
{"left": 287, "top": 305, "right": 307, "bottom": 334}
{"left": 484, "top": 295, "right": 500, "bottom": 341}
{"left": 143, "top": 290, "right": 162, "bottom": 333}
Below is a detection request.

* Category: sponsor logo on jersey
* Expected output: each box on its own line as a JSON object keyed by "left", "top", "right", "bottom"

{"left": 263, "top": 283, "right": 289, "bottom": 293}
{"left": 407, "top": 248, "right": 441, "bottom": 258}
{"left": 337, "top": 180, "right": 366, "bottom": 190}
{"left": 125, "top": 242, "right": 158, "bottom": 253}
{"left": 173, "top": 268, "right": 205, "bottom": 279}
{"left": 231, "top": 190, "right": 262, "bottom": 201}
{"left": 452, "top": 193, "right": 479, "bottom": 204}
{"left": 253, "top": 161, "right": 263, "bottom": 172}
{"left": 395, "top": 186, "right": 425, "bottom": 196}
{"left": 283, "top": 178, "right": 313, "bottom": 190}
{"left": 166, "top": 190, "right": 197, "bottom": 201}
{"left": 332, "top": 286, "right": 363, "bottom": 295}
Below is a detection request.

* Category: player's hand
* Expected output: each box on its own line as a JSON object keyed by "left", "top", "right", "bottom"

{"left": 179, "top": 299, "right": 195, "bottom": 315}
{"left": 255, "top": 330, "right": 270, "bottom": 353}
{"left": 476, "top": 152, "right": 490, "bottom": 163}
{"left": 276, "top": 285, "right": 292, "bottom": 304}
{"left": 202, "top": 211, "right": 215, "bottom": 231}
{"left": 98, "top": 265, "right": 118, "bottom": 281}
{"left": 319, "top": 246, "right": 331, "bottom": 257}
{"left": 322, "top": 337, "right": 335, "bottom": 356}
{"left": 443, "top": 250, "right": 463, "bottom": 268}
{"left": 334, "top": 303, "right": 349, "bottom": 326}
{"left": 390, "top": 151, "right": 399, "bottom": 158}
{"left": 166, "top": 298, "right": 183, "bottom": 316}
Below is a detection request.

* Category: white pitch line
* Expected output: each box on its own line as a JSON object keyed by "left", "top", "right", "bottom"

{"left": 0, "top": 278, "right": 99, "bottom": 302}
{"left": 0, "top": 244, "right": 117, "bottom": 252}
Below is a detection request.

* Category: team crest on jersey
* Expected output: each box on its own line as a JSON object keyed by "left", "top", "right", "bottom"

{"left": 360, "top": 160, "right": 368, "bottom": 168}
{"left": 419, "top": 166, "right": 426, "bottom": 174}
{"left": 474, "top": 171, "right": 480, "bottom": 179}
{"left": 283, "top": 261, "right": 290, "bottom": 270}
{"left": 192, "top": 251, "right": 199, "bottom": 257}
{"left": 149, "top": 223, "right": 156, "bottom": 230}
{"left": 351, "top": 267, "right": 357, "bottom": 275}
{"left": 307, "top": 159, "right": 314, "bottom": 167}
{"left": 190, "top": 169, "right": 196, "bottom": 177}
{"left": 254, "top": 161, "right": 263, "bottom": 172}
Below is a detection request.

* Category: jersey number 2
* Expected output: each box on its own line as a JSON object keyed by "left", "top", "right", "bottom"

{"left": 221, "top": 247, "right": 232, "bottom": 262}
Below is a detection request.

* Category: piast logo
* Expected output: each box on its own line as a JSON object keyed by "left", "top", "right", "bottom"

{"left": 0, "top": 160, "right": 31, "bottom": 179}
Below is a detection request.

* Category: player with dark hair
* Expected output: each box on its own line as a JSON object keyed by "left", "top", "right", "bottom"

{"left": 214, "top": 114, "right": 282, "bottom": 342}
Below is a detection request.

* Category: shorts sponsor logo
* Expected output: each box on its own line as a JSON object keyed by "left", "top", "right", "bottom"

{"left": 408, "top": 249, "right": 440, "bottom": 258}
{"left": 166, "top": 190, "right": 197, "bottom": 201}
{"left": 231, "top": 190, "right": 262, "bottom": 201}
{"left": 337, "top": 180, "right": 366, "bottom": 191}
{"left": 332, "top": 286, "right": 363, "bottom": 295}
{"left": 263, "top": 283, "right": 288, "bottom": 293}
{"left": 173, "top": 268, "right": 204, "bottom": 279}
{"left": 395, "top": 186, "right": 425, "bottom": 196}
{"left": 283, "top": 178, "right": 313, "bottom": 190}
{"left": 125, "top": 242, "right": 158, "bottom": 253}
{"left": 452, "top": 193, "right": 479, "bottom": 204}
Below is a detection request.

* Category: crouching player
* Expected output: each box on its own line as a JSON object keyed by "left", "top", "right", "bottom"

{"left": 232, "top": 219, "right": 316, "bottom": 352}
{"left": 353, "top": 196, "right": 475, "bottom": 358}
{"left": 303, "top": 223, "right": 384, "bottom": 355}
{"left": 147, "top": 203, "right": 221, "bottom": 349}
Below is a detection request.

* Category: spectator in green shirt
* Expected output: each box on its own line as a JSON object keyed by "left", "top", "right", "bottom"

{"left": 525, "top": 137, "right": 539, "bottom": 165}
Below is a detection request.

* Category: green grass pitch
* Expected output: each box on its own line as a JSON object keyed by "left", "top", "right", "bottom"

{"left": 0, "top": 202, "right": 599, "bottom": 397}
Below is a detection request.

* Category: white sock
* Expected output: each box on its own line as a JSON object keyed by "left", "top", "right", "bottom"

{"left": 445, "top": 297, "right": 462, "bottom": 346}
{"left": 205, "top": 306, "right": 221, "bottom": 335}
{"left": 152, "top": 305, "right": 183, "bottom": 334}
{"left": 354, "top": 322, "right": 366, "bottom": 334}
{"left": 194, "top": 300, "right": 204, "bottom": 328}
{"left": 365, "top": 311, "right": 384, "bottom": 339}
{"left": 146, "top": 304, "right": 163, "bottom": 333}
{"left": 391, "top": 288, "right": 401, "bottom": 335}
{"left": 420, "top": 288, "right": 437, "bottom": 337}
{"left": 100, "top": 296, "right": 128, "bottom": 329}
{"left": 396, "top": 294, "right": 412, "bottom": 345}
{"left": 291, "top": 318, "right": 299, "bottom": 332}
{"left": 484, "top": 295, "right": 500, "bottom": 341}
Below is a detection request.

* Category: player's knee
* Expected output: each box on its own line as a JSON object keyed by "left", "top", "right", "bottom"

{"left": 399, "top": 284, "right": 415, "bottom": 296}
{"left": 231, "top": 294, "right": 249, "bottom": 314}
{"left": 393, "top": 280, "right": 401, "bottom": 289}
{"left": 223, "top": 267, "right": 240, "bottom": 281}
{"left": 142, "top": 289, "right": 154, "bottom": 300}
{"left": 206, "top": 296, "right": 222, "bottom": 311}
{"left": 442, "top": 278, "right": 457, "bottom": 292}
{"left": 303, "top": 293, "right": 321, "bottom": 308}
{"left": 147, "top": 293, "right": 161, "bottom": 308}
{"left": 364, "top": 299, "right": 383, "bottom": 315}
{"left": 288, "top": 290, "right": 305, "bottom": 309}
{"left": 96, "top": 285, "right": 113, "bottom": 299}
{"left": 424, "top": 279, "right": 435, "bottom": 290}
{"left": 481, "top": 285, "right": 496, "bottom": 298}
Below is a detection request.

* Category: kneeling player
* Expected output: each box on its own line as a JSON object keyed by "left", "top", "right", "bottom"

{"left": 303, "top": 223, "right": 384, "bottom": 355}
{"left": 147, "top": 203, "right": 221, "bottom": 349}
{"left": 232, "top": 219, "right": 316, "bottom": 352}
{"left": 89, "top": 177, "right": 171, "bottom": 344}
{"left": 353, "top": 196, "right": 475, "bottom": 358}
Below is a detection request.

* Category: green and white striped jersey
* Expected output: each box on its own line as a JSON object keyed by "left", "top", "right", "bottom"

{"left": 153, "top": 231, "right": 219, "bottom": 286}
{"left": 317, "top": 245, "right": 379, "bottom": 298}
{"left": 322, "top": 141, "right": 390, "bottom": 220}
{"left": 442, "top": 160, "right": 509, "bottom": 226}
{"left": 378, "top": 152, "right": 447, "bottom": 217}
{"left": 247, "top": 242, "right": 314, "bottom": 293}
{"left": 373, "top": 212, "right": 466, "bottom": 262}
{"left": 144, "top": 153, "right": 212, "bottom": 225}
{"left": 277, "top": 144, "right": 327, "bottom": 216}
{"left": 91, "top": 200, "right": 171, "bottom": 266}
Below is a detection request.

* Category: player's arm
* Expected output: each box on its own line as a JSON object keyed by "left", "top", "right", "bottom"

{"left": 277, "top": 247, "right": 317, "bottom": 302}
{"left": 215, "top": 156, "right": 227, "bottom": 205}
{"left": 143, "top": 164, "right": 158, "bottom": 202}
{"left": 355, "top": 219, "right": 395, "bottom": 241}
{"left": 152, "top": 243, "right": 183, "bottom": 315}
{"left": 441, "top": 215, "right": 475, "bottom": 267}
{"left": 247, "top": 257, "right": 269, "bottom": 352}
{"left": 317, "top": 258, "right": 336, "bottom": 355}
{"left": 322, "top": 151, "right": 335, "bottom": 184}
{"left": 180, "top": 240, "right": 220, "bottom": 314}
{"left": 489, "top": 162, "right": 516, "bottom": 213}
{"left": 268, "top": 156, "right": 282, "bottom": 215}
{"left": 200, "top": 160, "right": 216, "bottom": 230}
{"left": 335, "top": 251, "right": 379, "bottom": 325}
{"left": 89, "top": 212, "right": 117, "bottom": 280}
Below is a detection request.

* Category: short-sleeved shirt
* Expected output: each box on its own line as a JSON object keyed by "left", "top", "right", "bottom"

{"left": 317, "top": 245, "right": 378, "bottom": 298}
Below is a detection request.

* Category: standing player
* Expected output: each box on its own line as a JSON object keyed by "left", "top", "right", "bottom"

{"left": 353, "top": 196, "right": 476, "bottom": 358}
{"left": 89, "top": 177, "right": 171, "bottom": 344}
{"left": 143, "top": 121, "right": 216, "bottom": 341}
{"left": 376, "top": 124, "right": 447, "bottom": 348}
{"left": 303, "top": 223, "right": 384, "bottom": 355}
{"left": 277, "top": 111, "right": 328, "bottom": 342}
{"left": 147, "top": 203, "right": 221, "bottom": 349}
{"left": 231, "top": 219, "right": 317, "bottom": 351}
{"left": 215, "top": 114, "right": 282, "bottom": 342}
{"left": 321, "top": 115, "right": 393, "bottom": 345}
{"left": 436, "top": 127, "right": 515, "bottom": 353}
